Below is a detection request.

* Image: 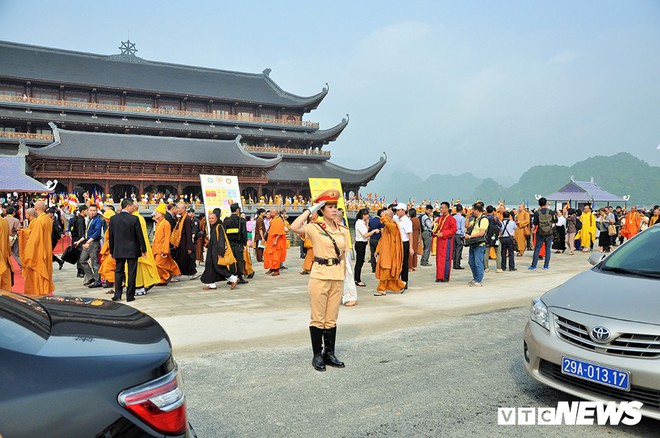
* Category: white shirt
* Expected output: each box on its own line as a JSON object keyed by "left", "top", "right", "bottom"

{"left": 355, "top": 219, "right": 369, "bottom": 242}
{"left": 556, "top": 216, "right": 566, "bottom": 228}
{"left": 394, "top": 214, "right": 412, "bottom": 242}
{"left": 501, "top": 218, "right": 517, "bottom": 238}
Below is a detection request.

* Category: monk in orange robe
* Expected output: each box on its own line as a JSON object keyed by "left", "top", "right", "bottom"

{"left": 264, "top": 209, "right": 287, "bottom": 276}
{"left": 514, "top": 205, "right": 530, "bottom": 256}
{"left": 98, "top": 209, "right": 116, "bottom": 288}
{"left": 374, "top": 209, "right": 406, "bottom": 294}
{"left": 152, "top": 204, "right": 181, "bottom": 284}
{"left": 621, "top": 206, "right": 642, "bottom": 240}
{"left": 0, "top": 216, "right": 13, "bottom": 291}
{"left": 22, "top": 201, "right": 55, "bottom": 295}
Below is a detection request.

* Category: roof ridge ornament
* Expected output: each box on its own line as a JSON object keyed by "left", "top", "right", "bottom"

{"left": 263, "top": 68, "right": 271, "bottom": 77}
{"left": 119, "top": 39, "right": 138, "bottom": 56}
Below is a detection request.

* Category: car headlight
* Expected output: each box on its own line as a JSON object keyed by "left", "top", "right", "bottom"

{"left": 530, "top": 297, "right": 549, "bottom": 331}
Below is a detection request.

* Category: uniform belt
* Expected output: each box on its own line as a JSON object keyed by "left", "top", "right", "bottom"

{"left": 314, "top": 257, "right": 340, "bottom": 266}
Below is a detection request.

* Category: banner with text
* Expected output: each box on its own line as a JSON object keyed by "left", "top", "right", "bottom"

{"left": 308, "top": 177, "right": 350, "bottom": 232}
{"left": 200, "top": 174, "right": 242, "bottom": 221}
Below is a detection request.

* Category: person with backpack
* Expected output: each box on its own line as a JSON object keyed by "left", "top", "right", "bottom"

{"left": 529, "top": 197, "right": 557, "bottom": 270}
{"left": 565, "top": 208, "right": 580, "bottom": 255}
{"left": 500, "top": 211, "right": 517, "bottom": 271}
{"left": 483, "top": 205, "right": 502, "bottom": 273}
{"left": 464, "top": 202, "right": 488, "bottom": 287}
{"left": 419, "top": 204, "right": 434, "bottom": 267}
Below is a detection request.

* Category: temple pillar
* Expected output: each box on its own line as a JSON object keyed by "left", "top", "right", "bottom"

{"left": 177, "top": 181, "right": 183, "bottom": 195}
{"left": 139, "top": 180, "right": 144, "bottom": 197}
{"left": 104, "top": 179, "right": 110, "bottom": 195}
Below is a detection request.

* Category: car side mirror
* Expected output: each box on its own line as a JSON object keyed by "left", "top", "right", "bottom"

{"left": 588, "top": 253, "right": 606, "bottom": 266}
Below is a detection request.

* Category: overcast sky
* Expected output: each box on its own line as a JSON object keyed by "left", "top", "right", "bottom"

{"left": 1, "top": 0, "right": 658, "bottom": 182}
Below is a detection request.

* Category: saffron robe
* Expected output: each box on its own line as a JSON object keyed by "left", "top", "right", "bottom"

{"left": 375, "top": 217, "right": 406, "bottom": 292}
{"left": 22, "top": 213, "right": 55, "bottom": 295}
{"left": 128, "top": 212, "right": 159, "bottom": 288}
{"left": 579, "top": 212, "right": 597, "bottom": 249}
{"left": 621, "top": 211, "right": 641, "bottom": 239}
{"left": 98, "top": 227, "right": 116, "bottom": 283}
{"left": 153, "top": 218, "right": 181, "bottom": 283}
{"left": 0, "top": 218, "right": 13, "bottom": 291}
{"left": 301, "top": 237, "right": 314, "bottom": 272}
{"left": 514, "top": 209, "right": 530, "bottom": 255}
{"left": 434, "top": 214, "right": 457, "bottom": 281}
{"left": 242, "top": 246, "right": 254, "bottom": 277}
{"left": 264, "top": 216, "right": 287, "bottom": 270}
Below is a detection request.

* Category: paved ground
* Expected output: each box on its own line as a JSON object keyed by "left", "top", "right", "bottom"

{"left": 179, "top": 307, "right": 658, "bottom": 437}
{"left": 52, "top": 246, "right": 658, "bottom": 435}
{"left": 54, "top": 246, "right": 587, "bottom": 356}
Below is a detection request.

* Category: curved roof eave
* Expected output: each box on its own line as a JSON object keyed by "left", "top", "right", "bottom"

{"left": 325, "top": 153, "right": 387, "bottom": 182}
{"left": 262, "top": 74, "right": 329, "bottom": 109}
{"left": 29, "top": 124, "right": 282, "bottom": 168}
{"left": 307, "top": 115, "right": 349, "bottom": 143}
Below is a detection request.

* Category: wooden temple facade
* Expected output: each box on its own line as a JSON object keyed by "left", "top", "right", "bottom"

{"left": 0, "top": 40, "right": 386, "bottom": 199}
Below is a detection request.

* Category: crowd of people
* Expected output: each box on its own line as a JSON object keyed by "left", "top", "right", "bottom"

{"left": 1, "top": 194, "right": 658, "bottom": 298}
{"left": 1, "top": 193, "right": 658, "bottom": 371}
{"left": 349, "top": 199, "right": 660, "bottom": 289}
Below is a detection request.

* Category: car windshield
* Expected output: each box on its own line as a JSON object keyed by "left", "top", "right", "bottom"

{"left": 600, "top": 225, "right": 660, "bottom": 277}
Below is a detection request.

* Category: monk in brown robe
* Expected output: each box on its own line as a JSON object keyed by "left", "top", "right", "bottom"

{"left": 98, "top": 209, "right": 117, "bottom": 289}
{"left": 22, "top": 201, "right": 55, "bottom": 295}
{"left": 514, "top": 205, "right": 530, "bottom": 256}
{"left": 374, "top": 209, "right": 406, "bottom": 295}
{"left": 264, "top": 208, "right": 287, "bottom": 276}
{"left": 409, "top": 209, "right": 421, "bottom": 271}
{"left": 152, "top": 204, "right": 181, "bottom": 285}
{"left": 0, "top": 216, "right": 13, "bottom": 291}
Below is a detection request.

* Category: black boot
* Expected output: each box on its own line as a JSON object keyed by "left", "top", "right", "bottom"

{"left": 323, "top": 327, "right": 345, "bottom": 368}
{"left": 309, "top": 326, "right": 326, "bottom": 372}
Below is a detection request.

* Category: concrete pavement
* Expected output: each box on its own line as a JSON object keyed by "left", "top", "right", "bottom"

{"left": 52, "top": 246, "right": 594, "bottom": 357}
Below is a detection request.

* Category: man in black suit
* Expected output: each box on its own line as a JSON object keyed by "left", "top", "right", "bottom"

{"left": 109, "top": 199, "right": 146, "bottom": 302}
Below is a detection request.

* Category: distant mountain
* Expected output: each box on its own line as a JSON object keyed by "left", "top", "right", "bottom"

{"left": 366, "top": 153, "right": 659, "bottom": 206}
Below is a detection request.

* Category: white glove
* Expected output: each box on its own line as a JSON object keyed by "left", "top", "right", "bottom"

{"left": 308, "top": 201, "right": 326, "bottom": 214}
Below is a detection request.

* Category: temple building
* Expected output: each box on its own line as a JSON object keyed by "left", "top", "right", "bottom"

{"left": 0, "top": 40, "right": 385, "bottom": 200}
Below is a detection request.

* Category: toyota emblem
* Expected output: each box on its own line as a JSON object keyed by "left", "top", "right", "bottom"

{"left": 591, "top": 326, "right": 611, "bottom": 343}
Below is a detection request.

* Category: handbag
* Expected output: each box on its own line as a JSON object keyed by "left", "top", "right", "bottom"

{"left": 62, "top": 244, "right": 81, "bottom": 264}
{"left": 216, "top": 227, "right": 237, "bottom": 266}
{"left": 170, "top": 217, "right": 183, "bottom": 247}
{"left": 464, "top": 235, "right": 487, "bottom": 248}
{"left": 607, "top": 224, "right": 617, "bottom": 236}
{"left": 9, "top": 234, "right": 17, "bottom": 246}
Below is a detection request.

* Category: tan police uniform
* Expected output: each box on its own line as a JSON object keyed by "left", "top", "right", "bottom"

{"left": 303, "top": 221, "right": 350, "bottom": 329}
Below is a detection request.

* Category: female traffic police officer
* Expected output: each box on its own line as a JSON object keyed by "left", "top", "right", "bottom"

{"left": 291, "top": 189, "right": 350, "bottom": 372}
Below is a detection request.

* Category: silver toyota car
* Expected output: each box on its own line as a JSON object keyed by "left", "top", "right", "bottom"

{"left": 524, "top": 224, "right": 660, "bottom": 420}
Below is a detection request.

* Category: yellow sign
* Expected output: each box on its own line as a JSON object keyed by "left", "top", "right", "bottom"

{"left": 308, "top": 178, "right": 351, "bottom": 247}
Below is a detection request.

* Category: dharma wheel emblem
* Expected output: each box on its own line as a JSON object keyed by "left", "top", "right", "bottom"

{"left": 119, "top": 39, "right": 138, "bottom": 56}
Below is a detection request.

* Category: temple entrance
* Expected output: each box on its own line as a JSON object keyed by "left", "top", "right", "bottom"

{"left": 111, "top": 184, "right": 138, "bottom": 200}
{"left": 74, "top": 183, "right": 104, "bottom": 198}
{"left": 183, "top": 185, "right": 202, "bottom": 203}
{"left": 242, "top": 187, "right": 258, "bottom": 203}
{"left": 276, "top": 188, "right": 295, "bottom": 199}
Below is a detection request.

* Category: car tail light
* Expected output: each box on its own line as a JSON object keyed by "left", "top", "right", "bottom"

{"left": 118, "top": 367, "right": 187, "bottom": 435}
